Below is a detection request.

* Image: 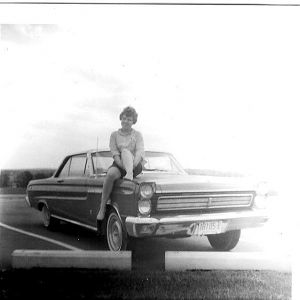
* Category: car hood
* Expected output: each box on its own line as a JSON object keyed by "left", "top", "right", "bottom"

{"left": 134, "top": 172, "right": 257, "bottom": 193}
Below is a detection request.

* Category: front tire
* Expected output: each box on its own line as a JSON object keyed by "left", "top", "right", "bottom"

{"left": 207, "top": 230, "right": 241, "bottom": 251}
{"left": 106, "top": 210, "right": 128, "bottom": 251}
{"left": 41, "top": 205, "right": 59, "bottom": 230}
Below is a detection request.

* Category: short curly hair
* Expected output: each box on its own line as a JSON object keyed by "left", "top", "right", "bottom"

{"left": 119, "top": 106, "right": 138, "bottom": 124}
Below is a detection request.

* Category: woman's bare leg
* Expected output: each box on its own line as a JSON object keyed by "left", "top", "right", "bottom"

{"left": 121, "top": 149, "right": 134, "bottom": 180}
{"left": 97, "top": 167, "right": 121, "bottom": 220}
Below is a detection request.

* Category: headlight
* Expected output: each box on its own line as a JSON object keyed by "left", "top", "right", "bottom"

{"left": 138, "top": 183, "right": 155, "bottom": 215}
{"left": 138, "top": 199, "right": 151, "bottom": 215}
{"left": 139, "top": 183, "right": 155, "bottom": 199}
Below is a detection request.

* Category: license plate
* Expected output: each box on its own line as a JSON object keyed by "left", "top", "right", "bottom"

{"left": 188, "top": 221, "right": 222, "bottom": 236}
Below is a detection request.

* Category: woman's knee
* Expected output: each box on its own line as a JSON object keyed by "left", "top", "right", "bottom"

{"left": 121, "top": 148, "right": 133, "bottom": 159}
{"left": 106, "top": 167, "right": 121, "bottom": 181}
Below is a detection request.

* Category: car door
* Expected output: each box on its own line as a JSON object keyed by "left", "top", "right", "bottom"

{"left": 86, "top": 151, "right": 112, "bottom": 227}
{"left": 55, "top": 154, "right": 88, "bottom": 223}
{"left": 50, "top": 156, "right": 71, "bottom": 217}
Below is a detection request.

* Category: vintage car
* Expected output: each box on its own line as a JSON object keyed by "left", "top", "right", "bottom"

{"left": 26, "top": 150, "right": 269, "bottom": 251}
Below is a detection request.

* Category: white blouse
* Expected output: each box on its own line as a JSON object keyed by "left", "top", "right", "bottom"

{"left": 109, "top": 129, "right": 144, "bottom": 160}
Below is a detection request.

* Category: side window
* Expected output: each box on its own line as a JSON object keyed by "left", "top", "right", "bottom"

{"left": 58, "top": 158, "right": 71, "bottom": 178}
{"left": 69, "top": 155, "right": 87, "bottom": 177}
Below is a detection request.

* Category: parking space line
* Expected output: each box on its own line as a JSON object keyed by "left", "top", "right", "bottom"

{"left": 0, "top": 222, "right": 82, "bottom": 251}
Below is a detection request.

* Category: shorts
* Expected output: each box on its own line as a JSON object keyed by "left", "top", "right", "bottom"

{"left": 111, "top": 161, "right": 143, "bottom": 178}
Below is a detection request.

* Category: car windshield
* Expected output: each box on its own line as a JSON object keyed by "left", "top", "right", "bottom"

{"left": 91, "top": 151, "right": 186, "bottom": 175}
{"left": 143, "top": 152, "right": 186, "bottom": 174}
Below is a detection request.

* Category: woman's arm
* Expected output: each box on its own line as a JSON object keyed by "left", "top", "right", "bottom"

{"left": 133, "top": 131, "right": 145, "bottom": 167}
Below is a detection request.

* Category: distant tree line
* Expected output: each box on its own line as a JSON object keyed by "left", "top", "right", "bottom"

{"left": 0, "top": 169, "right": 55, "bottom": 188}
{"left": 185, "top": 169, "right": 245, "bottom": 177}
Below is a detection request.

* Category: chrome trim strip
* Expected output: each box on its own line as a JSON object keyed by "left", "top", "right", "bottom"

{"left": 126, "top": 217, "right": 159, "bottom": 225}
{"left": 25, "top": 195, "right": 31, "bottom": 207}
{"left": 52, "top": 214, "right": 98, "bottom": 231}
{"left": 35, "top": 196, "right": 87, "bottom": 201}
{"left": 87, "top": 187, "right": 102, "bottom": 194}
{"left": 125, "top": 210, "right": 268, "bottom": 225}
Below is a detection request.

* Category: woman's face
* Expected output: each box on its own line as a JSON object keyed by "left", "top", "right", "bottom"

{"left": 121, "top": 114, "right": 134, "bottom": 131}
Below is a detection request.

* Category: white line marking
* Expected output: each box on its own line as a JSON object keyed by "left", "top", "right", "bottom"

{"left": 0, "top": 222, "right": 83, "bottom": 251}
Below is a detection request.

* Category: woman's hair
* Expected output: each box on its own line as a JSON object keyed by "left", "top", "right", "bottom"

{"left": 119, "top": 106, "right": 138, "bottom": 124}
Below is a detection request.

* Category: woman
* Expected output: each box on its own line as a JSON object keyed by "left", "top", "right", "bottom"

{"left": 97, "top": 106, "right": 144, "bottom": 221}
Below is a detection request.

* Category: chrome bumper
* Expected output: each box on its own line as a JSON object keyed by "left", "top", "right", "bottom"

{"left": 125, "top": 210, "right": 268, "bottom": 238}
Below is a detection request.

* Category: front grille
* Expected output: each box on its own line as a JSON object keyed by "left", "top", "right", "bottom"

{"left": 156, "top": 193, "right": 253, "bottom": 211}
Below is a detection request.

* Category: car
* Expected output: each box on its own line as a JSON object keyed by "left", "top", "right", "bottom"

{"left": 25, "top": 149, "right": 269, "bottom": 251}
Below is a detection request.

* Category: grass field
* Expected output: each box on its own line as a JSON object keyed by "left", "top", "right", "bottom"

{"left": 0, "top": 269, "right": 291, "bottom": 299}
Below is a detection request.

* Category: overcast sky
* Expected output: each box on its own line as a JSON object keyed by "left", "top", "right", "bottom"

{"left": 0, "top": 5, "right": 299, "bottom": 188}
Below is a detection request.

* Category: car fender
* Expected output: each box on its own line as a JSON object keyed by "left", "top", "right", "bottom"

{"left": 37, "top": 199, "right": 49, "bottom": 211}
{"left": 107, "top": 201, "right": 122, "bottom": 220}
{"left": 108, "top": 201, "right": 128, "bottom": 228}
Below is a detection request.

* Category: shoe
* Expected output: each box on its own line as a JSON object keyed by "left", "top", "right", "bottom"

{"left": 96, "top": 209, "right": 105, "bottom": 221}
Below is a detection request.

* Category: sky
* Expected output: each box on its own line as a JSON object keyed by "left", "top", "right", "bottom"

{"left": 0, "top": 5, "right": 299, "bottom": 190}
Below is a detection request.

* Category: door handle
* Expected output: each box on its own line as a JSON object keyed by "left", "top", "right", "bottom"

{"left": 57, "top": 179, "right": 64, "bottom": 183}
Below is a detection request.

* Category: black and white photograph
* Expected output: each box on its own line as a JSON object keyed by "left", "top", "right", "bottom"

{"left": 0, "top": 1, "right": 298, "bottom": 299}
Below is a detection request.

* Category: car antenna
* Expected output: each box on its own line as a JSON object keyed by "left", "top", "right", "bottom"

{"left": 96, "top": 136, "right": 99, "bottom": 176}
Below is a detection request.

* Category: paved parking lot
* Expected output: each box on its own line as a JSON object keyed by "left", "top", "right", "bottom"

{"left": 0, "top": 194, "right": 292, "bottom": 271}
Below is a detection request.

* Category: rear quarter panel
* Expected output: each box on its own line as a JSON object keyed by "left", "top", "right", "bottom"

{"left": 27, "top": 177, "right": 58, "bottom": 212}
